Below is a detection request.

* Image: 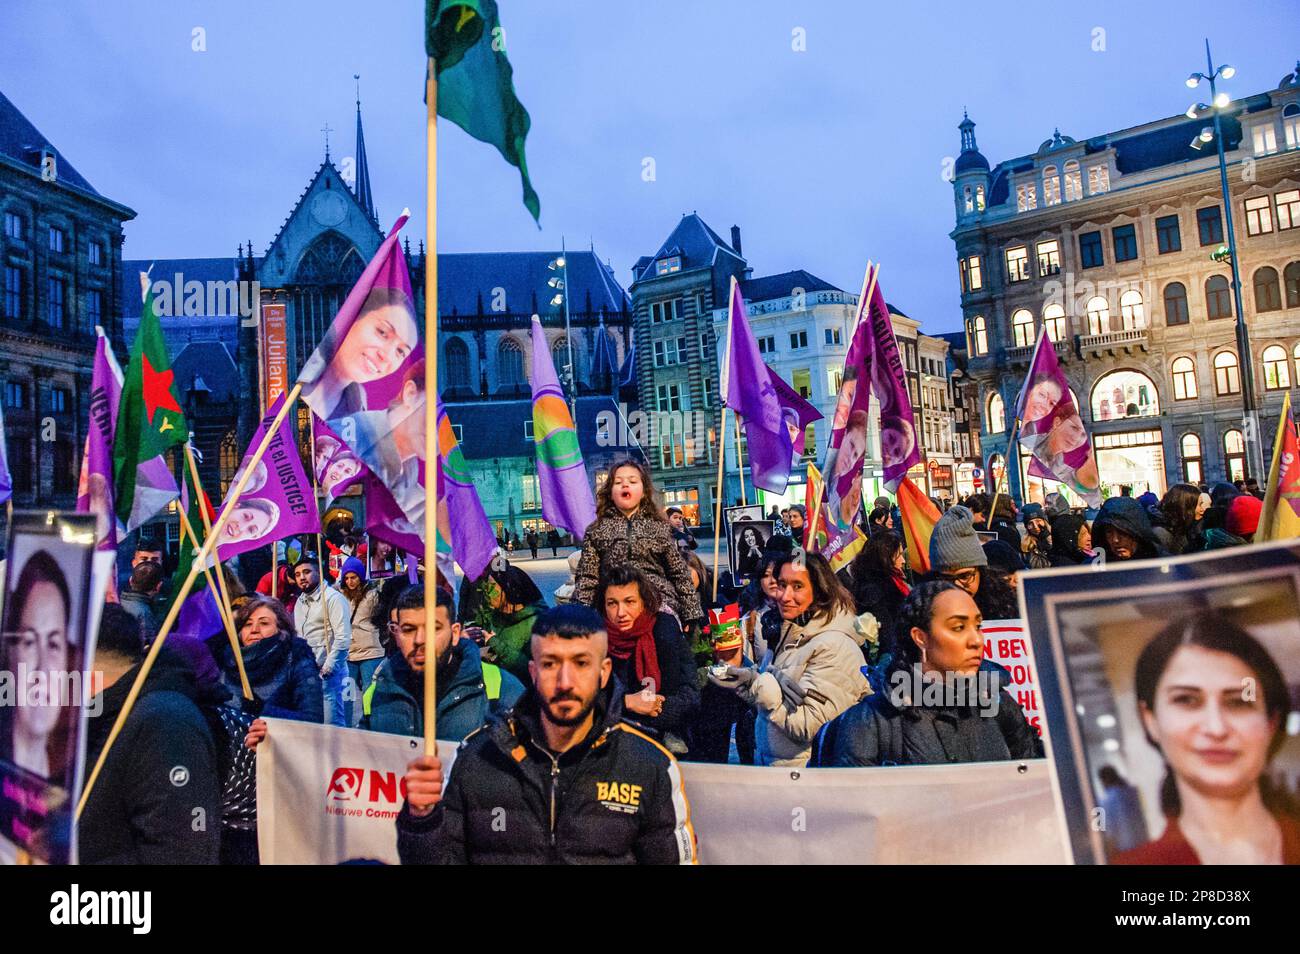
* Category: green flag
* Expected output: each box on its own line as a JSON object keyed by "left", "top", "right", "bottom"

{"left": 426, "top": 0, "right": 541, "bottom": 224}
{"left": 113, "top": 286, "right": 188, "bottom": 525}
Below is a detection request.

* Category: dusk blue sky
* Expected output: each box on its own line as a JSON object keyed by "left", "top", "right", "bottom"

{"left": 2, "top": 0, "right": 1295, "bottom": 332}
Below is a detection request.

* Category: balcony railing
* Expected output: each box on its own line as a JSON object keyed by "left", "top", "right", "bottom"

{"left": 1078, "top": 328, "right": 1148, "bottom": 353}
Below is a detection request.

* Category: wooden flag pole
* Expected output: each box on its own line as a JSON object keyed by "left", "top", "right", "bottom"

{"left": 423, "top": 59, "right": 440, "bottom": 753}
{"left": 176, "top": 505, "right": 252, "bottom": 700}
{"left": 711, "top": 277, "right": 738, "bottom": 603}
{"left": 182, "top": 445, "right": 247, "bottom": 682}
{"left": 77, "top": 382, "right": 301, "bottom": 819}
{"left": 734, "top": 413, "right": 747, "bottom": 507}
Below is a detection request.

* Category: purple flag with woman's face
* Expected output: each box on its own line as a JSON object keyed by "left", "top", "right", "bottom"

{"left": 823, "top": 266, "right": 920, "bottom": 522}
{"left": 1015, "top": 330, "right": 1102, "bottom": 506}
{"left": 214, "top": 393, "right": 320, "bottom": 561}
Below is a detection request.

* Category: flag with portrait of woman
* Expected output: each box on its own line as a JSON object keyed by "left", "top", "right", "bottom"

{"left": 1014, "top": 328, "right": 1102, "bottom": 507}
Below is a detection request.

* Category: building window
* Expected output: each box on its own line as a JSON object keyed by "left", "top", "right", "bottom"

{"left": 49, "top": 387, "right": 69, "bottom": 414}
{"left": 550, "top": 337, "right": 572, "bottom": 381}
{"left": 1155, "top": 214, "right": 1182, "bottom": 254}
{"left": 1252, "top": 123, "right": 1278, "bottom": 156}
{"left": 1088, "top": 164, "right": 1110, "bottom": 195}
{"left": 789, "top": 330, "right": 808, "bottom": 350}
{"left": 1197, "top": 206, "right": 1224, "bottom": 246}
{"left": 1286, "top": 261, "right": 1300, "bottom": 308}
{"left": 1085, "top": 296, "right": 1110, "bottom": 335}
{"left": 48, "top": 226, "right": 65, "bottom": 253}
{"left": 1285, "top": 104, "right": 1300, "bottom": 149}
{"left": 963, "top": 186, "right": 974, "bottom": 213}
{"left": 654, "top": 256, "right": 681, "bottom": 276}
{"left": 1278, "top": 190, "right": 1300, "bottom": 231}
{"left": 975, "top": 185, "right": 985, "bottom": 211}
{"left": 1263, "top": 344, "right": 1290, "bottom": 390}
{"left": 3, "top": 211, "right": 23, "bottom": 240}
{"left": 86, "top": 289, "right": 102, "bottom": 329}
{"left": 498, "top": 337, "right": 525, "bottom": 387}
{"left": 47, "top": 277, "right": 65, "bottom": 329}
{"left": 1016, "top": 183, "right": 1037, "bottom": 212}
{"left": 1171, "top": 356, "right": 1198, "bottom": 400}
{"left": 5, "top": 380, "right": 28, "bottom": 409}
{"left": 1205, "top": 275, "right": 1232, "bottom": 320}
{"left": 1043, "top": 303, "right": 1066, "bottom": 342}
{"left": 53, "top": 440, "right": 75, "bottom": 495}
{"left": 1224, "top": 429, "right": 1246, "bottom": 483}
{"left": 757, "top": 335, "right": 775, "bottom": 354}
{"left": 1079, "top": 231, "right": 1104, "bottom": 269}
{"left": 1091, "top": 369, "right": 1160, "bottom": 421}
{"left": 1063, "top": 160, "right": 1082, "bottom": 202}
{"left": 3, "top": 265, "right": 21, "bottom": 320}
{"left": 1295, "top": 342, "right": 1300, "bottom": 384}
{"left": 1119, "top": 290, "right": 1145, "bottom": 330}
{"left": 792, "top": 368, "right": 811, "bottom": 399}
{"left": 650, "top": 298, "right": 680, "bottom": 324}
{"left": 88, "top": 240, "right": 102, "bottom": 265}
{"left": 1253, "top": 266, "right": 1282, "bottom": 312}
{"left": 1163, "top": 282, "right": 1189, "bottom": 326}
{"left": 1181, "top": 433, "right": 1203, "bottom": 484}
{"left": 1244, "top": 195, "right": 1274, "bottom": 236}
{"left": 970, "top": 315, "right": 988, "bottom": 356}
{"left": 1005, "top": 246, "right": 1030, "bottom": 283}
{"left": 960, "top": 255, "right": 983, "bottom": 292}
{"left": 1213, "top": 351, "right": 1240, "bottom": 395}
{"left": 1011, "top": 308, "right": 1035, "bottom": 348}
{"left": 1036, "top": 240, "right": 1060, "bottom": 276}
{"left": 823, "top": 327, "right": 841, "bottom": 346}
{"left": 1112, "top": 224, "right": 1138, "bottom": 262}
{"left": 450, "top": 423, "right": 463, "bottom": 443}
{"left": 699, "top": 331, "right": 711, "bottom": 358}
{"left": 656, "top": 383, "right": 681, "bottom": 412}
{"left": 1042, "top": 165, "right": 1061, "bottom": 206}
{"left": 986, "top": 392, "right": 1005, "bottom": 434}
{"left": 445, "top": 337, "right": 470, "bottom": 389}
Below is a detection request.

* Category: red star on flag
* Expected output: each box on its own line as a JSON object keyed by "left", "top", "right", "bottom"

{"left": 141, "top": 354, "right": 181, "bottom": 425}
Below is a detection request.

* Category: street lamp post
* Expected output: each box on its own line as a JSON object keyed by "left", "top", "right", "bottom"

{"left": 1186, "top": 40, "right": 1266, "bottom": 481}
{"left": 548, "top": 240, "right": 577, "bottom": 418}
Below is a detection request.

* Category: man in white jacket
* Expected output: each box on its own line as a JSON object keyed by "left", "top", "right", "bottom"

{"left": 293, "top": 554, "right": 353, "bottom": 726}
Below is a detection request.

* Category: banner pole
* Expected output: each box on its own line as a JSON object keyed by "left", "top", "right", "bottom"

{"left": 423, "top": 58, "right": 440, "bottom": 753}
{"left": 990, "top": 416, "right": 1022, "bottom": 523}
{"left": 734, "top": 413, "right": 747, "bottom": 507}
{"left": 711, "top": 277, "right": 738, "bottom": 603}
{"left": 77, "top": 383, "right": 301, "bottom": 819}
{"left": 177, "top": 503, "right": 252, "bottom": 699}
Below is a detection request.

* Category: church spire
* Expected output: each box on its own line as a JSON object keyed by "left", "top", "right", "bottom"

{"left": 353, "top": 74, "right": 377, "bottom": 225}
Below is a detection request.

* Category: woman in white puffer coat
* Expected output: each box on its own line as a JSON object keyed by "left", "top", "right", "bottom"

{"left": 711, "top": 551, "right": 874, "bottom": 766}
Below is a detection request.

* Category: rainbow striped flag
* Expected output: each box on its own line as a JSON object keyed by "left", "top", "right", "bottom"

{"left": 897, "top": 476, "right": 942, "bottom": 574}
{"left": 529, "top": 316, "right": 596, "bottom": 538}
{"left": 1259, "top": 394, "right": 1300, "bottom": 542}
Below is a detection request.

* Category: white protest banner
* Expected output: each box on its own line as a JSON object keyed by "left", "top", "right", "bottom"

{"left": 257, "top": 719, "right": 1066, "bottom": 865}
{"left": 981, "top": 619, "right": 1046, "bottom": 739}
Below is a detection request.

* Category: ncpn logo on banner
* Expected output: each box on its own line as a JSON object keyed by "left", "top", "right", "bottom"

{"left": 325, "top": 766, "right": 407, "bottom": 820}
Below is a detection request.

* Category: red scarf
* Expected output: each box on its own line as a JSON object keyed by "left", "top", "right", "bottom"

{"left": 891, "top": 574, "right": 911, "bottom": 598}
{"left": 606, "top": 612, "right": 662, "bottom": 694}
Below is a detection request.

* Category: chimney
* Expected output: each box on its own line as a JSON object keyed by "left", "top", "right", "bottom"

{"left": 730, "top": 225, "right": 742, "bottom": 257}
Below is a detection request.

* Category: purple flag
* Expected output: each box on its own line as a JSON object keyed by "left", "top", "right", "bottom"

{"left": 312, "top": 415, "right": 365, "bottom": 502}
{"left": 823, "top": 266, "right": 920, "bottom": 521}
{"left": 529, "top": 316, "right": 596, "bottom": 538}
{"left": 768, "top": 368, "right": 823, "bottom": 461}
{"left": 433, "top": 399, "right": 499, "bottom": 581}
{"left": 1015, "top": 329, "right": 1102, "bottom": 507}
{"left": 723, "top": 278, "right": 798, "bottom": 494}
{"left": 0, "top": 401, "right": 11, "bottom": 507}
{"left": 213, "top": 392, "right": 320, "bottom": 561}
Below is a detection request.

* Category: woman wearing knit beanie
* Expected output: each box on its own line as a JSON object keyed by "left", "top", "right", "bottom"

{"left": 925, "top": 505, "right": 1019, "bottom": 619}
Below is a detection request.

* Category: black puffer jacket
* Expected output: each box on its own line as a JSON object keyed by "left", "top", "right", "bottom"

{"left": 396, "top": 683, "right": 697, "bottom": 864}
{"left": 1091, "top": 497, "right": 1166, "bottom": 562}
{"left": 79, "top": 649, "right": 222, "bottom": 864}
{"left": 813, "top": 663, "right": 1042, "bottom": 767}
{"left": 574, "top": 514, "right": 704, "bottom": 621}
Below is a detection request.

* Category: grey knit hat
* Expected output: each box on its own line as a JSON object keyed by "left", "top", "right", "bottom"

{"left": 929, "top": 505, "right": 988, "bottom": 572}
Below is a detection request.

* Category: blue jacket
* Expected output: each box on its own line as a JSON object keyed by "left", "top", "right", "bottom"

{"left": 362, "top": 639, "right": 524, "bottom": 742}
{"left": 206, "top": 632, "right": 324, "bottom": 723}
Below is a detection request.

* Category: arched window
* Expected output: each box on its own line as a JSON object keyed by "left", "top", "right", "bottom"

{"left": 1043, "top": 165, "right": 1061, "bottom": 206}
{"left": 1042, "top": 303, "right": 1066, "bottom": 342}
{"left": 975, "top": 185, "right": 986, "bottom": 211}
{"left": 1163, "top": 282, "right": 1189, "bottom": 326}
{"left": 551, "top": 336, "right": 574, "bottom": 384}
{"left": 1206, "top": 275, "right": 1232, "bottom": 320}
{"left": 445, "top": 336, "right": 470, "bottom": 389}
{"left": 1086, "top": 295, "right": 1110, "bottom": 335}
{"left": 1253, "top": 266, "right": 1282, "bottom": 312}
{"left": 1171, "top": 356, "right": 1198, "bottom": 400}
{"left": 964, "top": 186, "right": 974, "bottom": 213}
{"left": 1181, "top": 433, "right": 1203, "bottom": 484}
{"left": 1224, "top": 429, "right": 1246, "bottom": 483}
{"left": 1011, "top": 308, "right": 1035, "bottom": 347}
{"left": 1213, "top": 351, "right": 1240, "bottom": 395}
{"left": 1090, "top": 369, "right": 1160, "bottom": 421}
{"left": 987, "top": 392, "right": 1006, "bottom": 434}
{"left": 1263, "top": 344, "right": 1290, "bottom": 390}
{"left": 219, "top": 429, "right": 239, "bottom": 498}
{"left": 1063, "top": 160, "right": 1082, "bottom": 201}
{"left": 970, "top": 315, "right": 988, "bottom": 355}
{"left": 498, "top": 337, "right": 525, "bottom": 388}
{"left": 1285, "top": 103, "right": 1300, "bottom": 148}
{"left": 1295, "top": 342, "right": 1300, "bottom": 383}
{"left": 1119, "top": 289, "right": 1145, "bottom": 330}
{"left": 1286, "top": 262, "right": 1300, "bottom": 308}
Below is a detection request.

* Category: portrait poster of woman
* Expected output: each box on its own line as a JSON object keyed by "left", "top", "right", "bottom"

{"left": 1022, "top": 542, "right": 1300, "bottom": 865}
{"left": 728, "top": 520, "right": 773, "bottom": 582}
{"left": 0, "top": 512, "right": 99, "bottom": 864}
